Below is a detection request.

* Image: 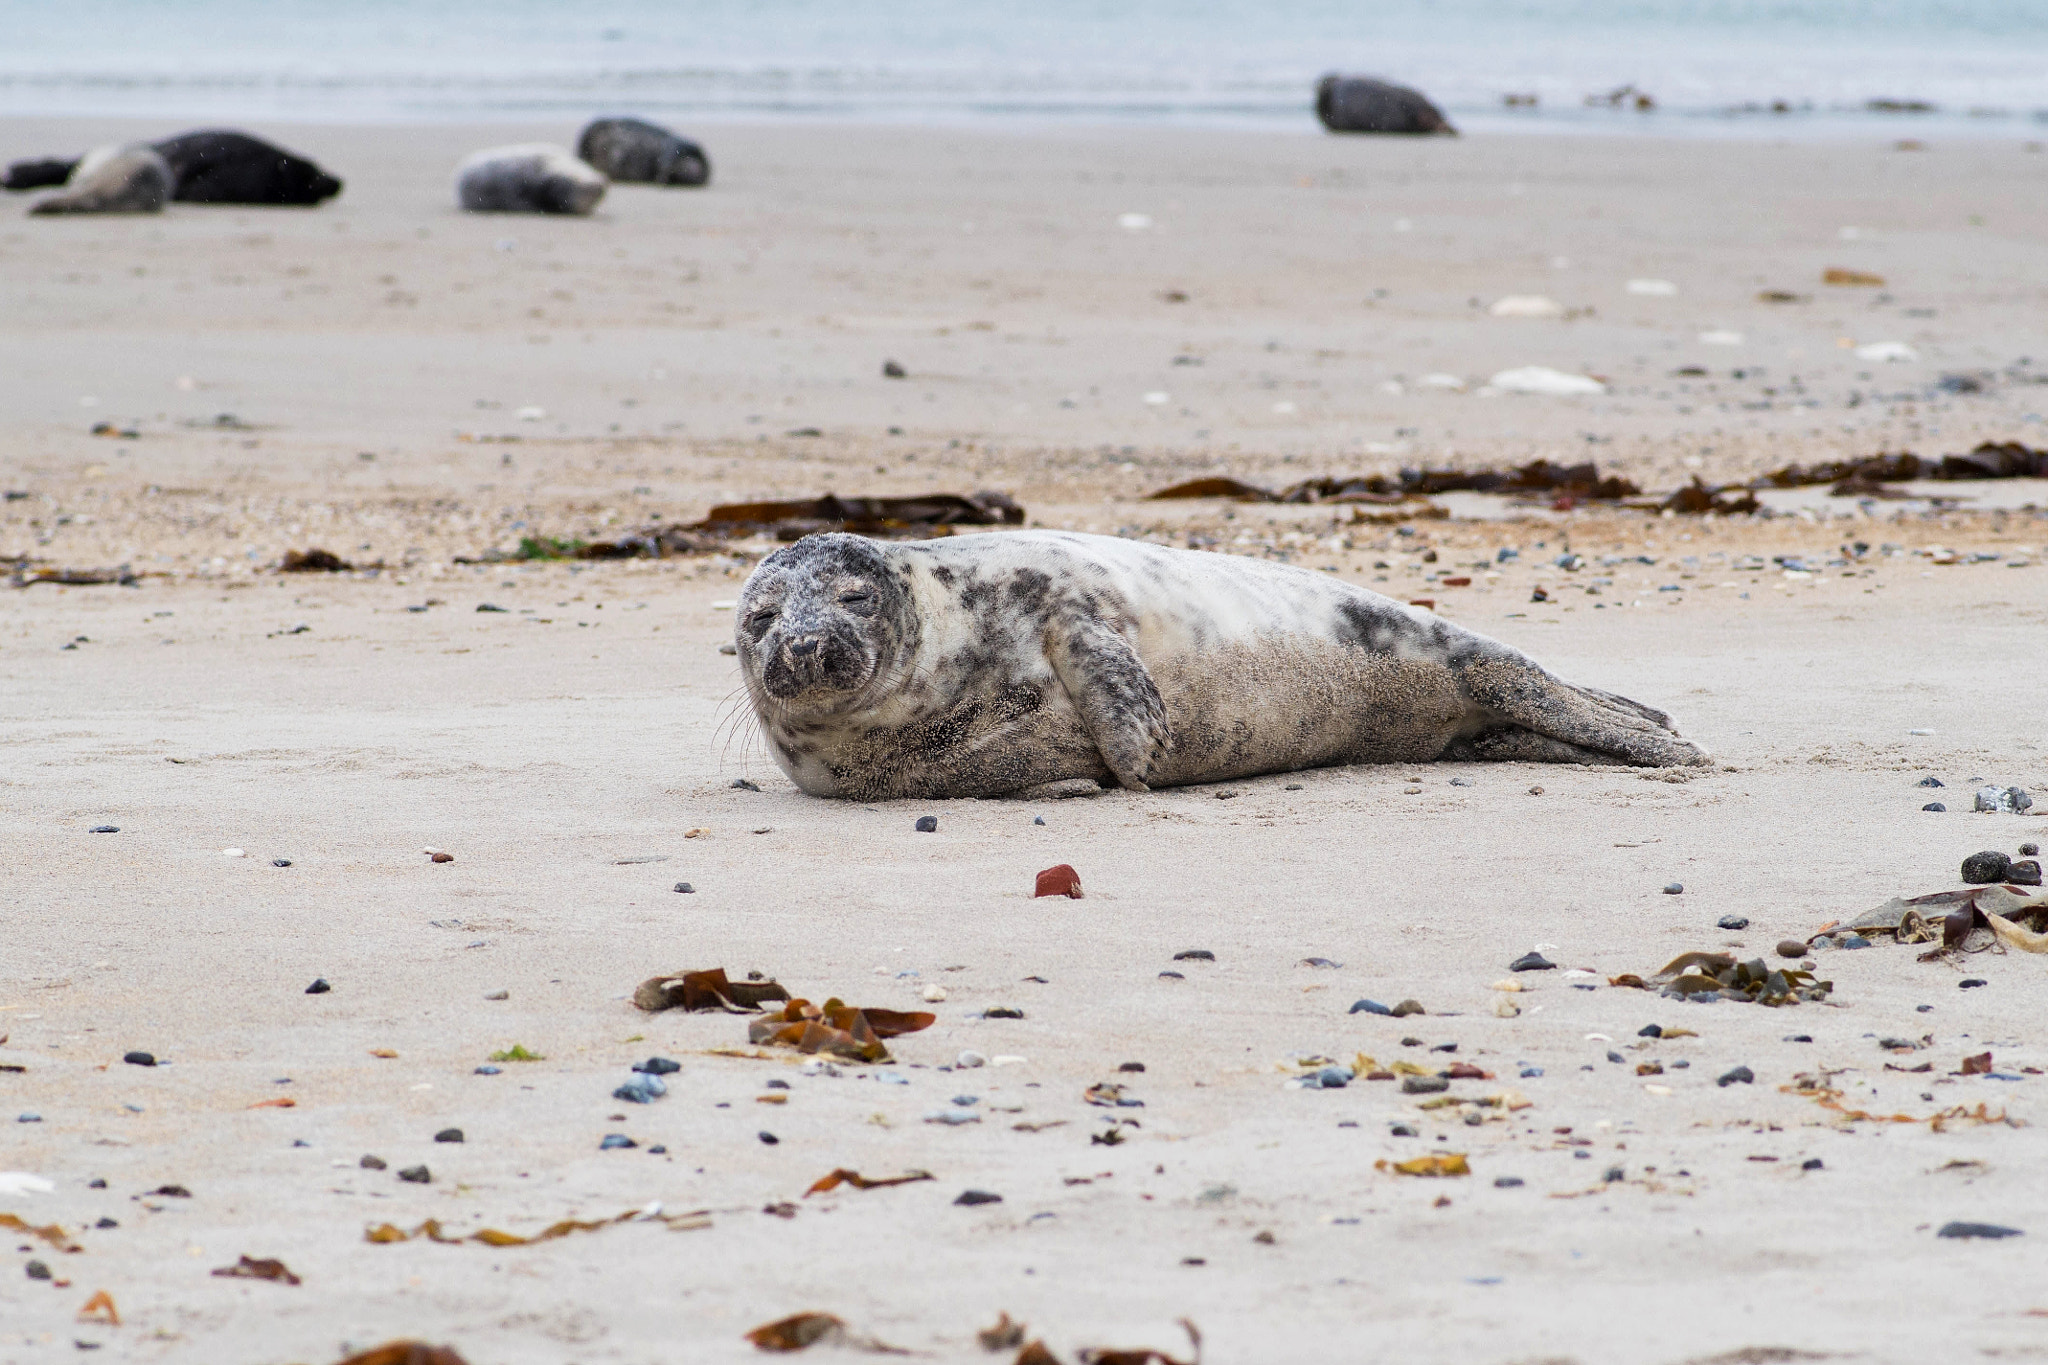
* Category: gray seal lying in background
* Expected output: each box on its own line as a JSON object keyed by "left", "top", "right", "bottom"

{"left": 1315, "top": 75, "right": 1457, "bottom": 135}
{"left": 8, "top": 129, "right": 341, "bottom": 205}
{"left": 736, "top": 531, "right": 1706, "bottom": 800}
{"left": 455, "top": 144, "right": 606, "bottom": 215}
{"left": 28, "top": 143, "right": 171, "bottom": 215}
{"left": 576, "top": 117, "right": 711, "bottom": 187}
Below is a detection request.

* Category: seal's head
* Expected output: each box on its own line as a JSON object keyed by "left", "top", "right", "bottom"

{"left": 736, "top": 534, "right": 914, "bottom": 709}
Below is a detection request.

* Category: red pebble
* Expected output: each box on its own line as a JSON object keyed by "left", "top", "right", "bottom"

{"left": 1034, "top": 864, "right": 1083, "bottom": 899}
{"left": 430, "top": 851, "right": 455, "bottom": 864}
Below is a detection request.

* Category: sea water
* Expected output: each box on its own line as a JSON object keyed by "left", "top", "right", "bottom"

{"left": 0, "top": 0, "right": 2043, "bottom": 135}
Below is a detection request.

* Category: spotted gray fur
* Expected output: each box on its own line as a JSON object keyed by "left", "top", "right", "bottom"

{"left": 735, "top": 531, "right": 1707, "bottom": 799}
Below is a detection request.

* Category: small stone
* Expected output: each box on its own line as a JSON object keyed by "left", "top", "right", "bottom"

{"left": 1449, "top": 776, "right": 1472, "bottom": 787}
{"left": 2011, "top": 860, "right": 2043, "bottom": 887}
{"left": 1841, "top": 935, "right": 1871, "bottom": 950}
{"left": 1962, "top": 850, "right": 2013, "bottom": 884}
{"left": 1638, "top": 1024, "right": 1662, "bottom": 1038}
{"left": 1509, "top": 952, "right": 1555, "bottom": 972}
{"left": 1775, "top": 939, "right": 1807, "bottom": 958}
{"left": 1606, "top": 1050, "right": 1625, "bottom": 1064}
{"left": 957, "top": 1050, "right": 987, "bottom": 1069}
{"left": 758, "top": 1131, "right": 779, "bottom": 1145}
{"left": 1285, "top": 783, "right": 1303, "bottom": 791}
{"left": 1349, "top": 998, "right": 1393, "bottom": 1016}
{"left": 1664, "top": 883, "right": 1684, "bottom": 895}
{"left": 1975, "top": 786, "right": 2024, "bottom": 814}
{"left": 94, "top": 1218, "right": 116, "bottom": 1228}
{"left": 433, "top": 1128, "right": 463, "bottom": 1144}
{"left": 1520, "top": 1066, "right": 1543, "bottom": 1078}
{"left": 1717, "top": 915, "right": 1749, "bottom": 930}
{"left": 1784, "top": 1034, "right": 1812, "bottom": 1043}
{"left": 599, "top": 1134, "right": 636, "bottom": 1151}
{"left": 360, "top": 1155, "right": 386, "bottom": 1170}
{"left": 1493, "top": 996, "right": 1520, "bottom": 1018}
{"left": 635, "top": 1057, "right": 681, "bottom": 1075}
{"left": 1528, "top": 785, "right": 1544, "bottom": 795}
{"left": 16, "top": 1113, "right": 40, "bottom": 1123}
{"left": 954, "top": 1189, "right": 1003, "bottom": 1206}
{"left": 648, "top": 1145, "right": 667, "bottom": 1155}
{"left": 1494, "top": 1176, "right": 1525, "bottom": 1188}
{"left": 26, "top": 1260, "right": 51, "bottom": 1280}
{"left": 304, "top": 978, "right": 330, "bottom": 995}
{"left": 1158, "top": 970, "right": 1184, "bottom": 980}
{"left": 1389, "top": 1123, "right": 1418, "bottom": 1137}
{"left": 614, "top": 1075, "right": 666, "bottom": 1103}
{"left": 2023, "top": 843, "right": 2040, "bottom": 857}
{"left": 672, "top": 882, "right": 696, "bottom": 895}
{"left": 914, "top": 815, "right": 938, "bottom": 833}
{"left": 89, "top": 825, "right": 118, "bottom": 833}
{"left": 1960, "top": 978, "right": 1987, "bottom": 989}
{"left": 1401, "top": 1036, "right": 1424, "bottom": 1047}
{"left": 1118, "top": 1061, "right": 1146, "bottom": 1073}
{"left": 1603, "top": 1166, "right": 1625, "bottom": 1184}
{"left": 430, "top": 851, "right": 455, "bottom": 863}
{"left": 474, "top": 1065, "right": 501, "bottom": 1075}
{"left": 272, "top": 858, "right": 292, "bottom": 867}
{"left": 1802, "top": 1158, "right": 1824, "bottom": 1171}
{"left": 1923, "top": 802, "right": 1947, "bottom": 812}
{"left": 731, "top": 778, "right": 761, "bottom": 792}
{"left": 123, "top": 1051, "right": 156, "bottom": 1067}
{"left": 1937, "top": 1221, "right": 2023, "bottom": 1240}
{"left": 397, "top": 1165, "right": 430, "bottom": 1183}
{"left": 482, "top": 989, "right": 508, "bottom": 1001}
{"left": 1174, "top": 949, "right": 1215, "bottom": 961}
{"left": 1401, "top": 1076, "right": 1450, "bottom": 1094}
{"left": 1917, "top": 776, "right": 1944, "bottom": 788}
{"left": 1390, "top": 999, "right": 1426, "bottom": 1017}
{"left": 1717, "top": 1065, "right": 1755, "bottom": 1087}
{"left": 767, "top": 1079, "right": 792, "bottom": 1091}
{"left": 1034, "top": 864, "right": 1083, "bottom": 898}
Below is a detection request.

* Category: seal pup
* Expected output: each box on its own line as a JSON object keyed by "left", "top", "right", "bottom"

{"left": 152, "top": 130, "right": 342, "bottom": 205}
{"left": 576, "top": 117, "right": 711, "bottom": 187}
{"left": 28, "top": 143, "right": 171, "bottom": 215}
{"left": 456, "top": 144, "right": 607, "bottom": 215}
{"left": 736, "top": 531, "right": 1707, "bottom": 800}
{"left": 1315, "top": 75, "right": 1457, "bottom": 135}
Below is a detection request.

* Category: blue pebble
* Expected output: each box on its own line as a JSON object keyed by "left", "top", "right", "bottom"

{"left": 1841, "top": 935, "right": 1872, "bottom": 950}
{"left": 1923, "top": 802, "right": 1947, "bottom": 812}
{"left": 1349, "top": 999, "right": 1392, "bottom": 1016}
{"left": 599, "top": 1133, "right": 636, "bottom": 1150}
{"left": 613, "top": 1075, "right": 667, "bottom": 1103}
{"left": 914, "top": 815, "right": 938, "bottom": 833}
{"left": 474, "top": 1065, "right": 502, "bottom": 1075}
{"left": 18, "top": 1112, "right": 42, "bottom": 1123}
{"left": 648, "top": 1145, "right": 667, "bottom": 1155}
{"left": 1519, "top": 1067, "right": 1544, "bottom": 1079}
{"left": 634, "top": 1057, "right": 681, "bottom": 1075}
{"left": 1313, "top": 1066, "right": 1352, "bottom": 1089}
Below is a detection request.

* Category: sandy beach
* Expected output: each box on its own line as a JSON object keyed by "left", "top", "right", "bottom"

{"left": 4, "top": 118, "right": 2048, "bottom": 1364}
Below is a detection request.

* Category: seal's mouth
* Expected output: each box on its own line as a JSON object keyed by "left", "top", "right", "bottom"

{"left": 756, "top": 625, "right": 876, "bottom": 701}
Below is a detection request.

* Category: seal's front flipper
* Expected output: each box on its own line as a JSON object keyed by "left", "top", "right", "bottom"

{"left": 1048, "top": 620, "right": 1169, "bottom": 791}
{"left": 1456, "top": 656, "right": 1709, "bottom": 768}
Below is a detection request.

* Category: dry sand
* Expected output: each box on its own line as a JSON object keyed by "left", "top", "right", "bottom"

{"left": 3, "top": 119, "right": 2048, "bottom": 1364}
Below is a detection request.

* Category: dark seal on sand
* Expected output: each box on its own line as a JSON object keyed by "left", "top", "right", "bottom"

{"left": 1315, "top": 75, "right": 1457, "bottom": 135}
{"left": 576, "top": 117, "right": 711, "bottom": 187}
{"left": 152, "top": 130, "right": 343, "bottom": 205}
{"left": 734, "top": 530, "right": 1706, "bottom": 800}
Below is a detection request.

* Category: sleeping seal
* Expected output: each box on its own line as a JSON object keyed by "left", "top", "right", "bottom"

{"left": 152, "top": 130, "right": 342, "bottom": 205}
{"left": 576, "top": 117, "right": 711, "bottom": 187}
{"left": 28, "top": 143, "right": 170, "bottom": 215}
{"left": 736, "top": 531, "right": 1706, "bottom": 800}
{"left": 1315, "top": 75, "right": 1457, "bottom": 135}
{"left": 455, "top": 144, "right": 606, "bottom": 215}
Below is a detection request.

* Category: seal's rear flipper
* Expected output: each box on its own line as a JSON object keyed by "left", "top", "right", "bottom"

{"left": 5, "top": 158, "right": 78, "bottom": 191}
{"left": 1457, "top": 657, "right": 1709, "bottom": 768}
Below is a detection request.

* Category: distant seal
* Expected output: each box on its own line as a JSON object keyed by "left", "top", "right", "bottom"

{"left": 1315, "top": 75, "right": 1457, "bottom": 135}
{"left": 576, "top": 117, "right": 710, "bottom": 187}
{"left": 456, "top": 144, "right": 607, "bottom": 215}
{"left": 152, "top": 130, "right": 342, "bottom": 205}
{"left": 28, "top": 143, "right": 171, "bottom": 216}
{"left": 4, "top": 158, "right": 78, "bottom": 191}
{"left": 736, "top": 531, "right": 1706, "bottom": 800}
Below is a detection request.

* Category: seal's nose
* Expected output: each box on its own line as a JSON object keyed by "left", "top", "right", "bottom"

{"left": 788, "top": 637, "right": 821, "bottom": 658}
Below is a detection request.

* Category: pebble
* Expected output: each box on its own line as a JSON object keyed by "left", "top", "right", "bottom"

{"left": 914, "top": 815, "right": 938, "bottom": 833}
{"left": 26, "top": 1259, "right": 51, "bottom": 1280}
{"left": 1717, "top": 1066, "right": 1755, "bottom": 1087}
{"left": 1401, "top": 1076, "right": 1449, "bottom": 1094}
{"left": 731, "top": 778, "right": 761, "bottom": 792}
{"left": 1349, "top": 999, "right": 1393, "bottom": 1016}
{"left": 1494, "top": 997, "right": 1520, "bottom": 1018}
{"left": 648, "top": 1145, "right": 668, "bottom": 1155}
{"left": 1391, "top": 999, "right": 1426, "bottom": 1017}
{"left": 18, "top": 1112, "right": 42, "bottom": 1123}
{"left": 635, "top": 1057, "right": 681, "bottom": 1075}
{"left": 1174, "top": 949, "right": 1216, "bottom": 961}
{"left": 2012, "top": 860, "right": 2043, "bottom": 887}
{"left": 305, "top": 978, "right": 330, "bottom": 995}
{"left": 1802, "top": 1158, "right": 1824, "bottom": 1171}
{"left": 360, "top": 1155, "right": 387, "bottom": 1170}
{"left": 1937, "top": 1221, "right": 2023, "bottom": 1240}
{"left": 957, "top": 1051, "right": 987, "bottom": 1069}
{"left": 434, "top": 1128, "right": 463, "bottom": 1144}
{"left": 88, "top": 825, "right": 118, "bottom": 834}
{"left": 922, "top": 984, "right": 948, "bottom": 1002}
{"left": 1961, "top": 850, "right": 2013, "bottom": 884}
{"left": 758, "top": 1131, "right": 779, "bottom": 1145}
{"left": 1285, "top": 783, "right": 1303, "bottom": 791}
{"left": 397, "top": 1165, "right": 430, "bottom": 1183}
{"left": 1034, "top": 864, "right": 1084, "bottom": 899}
{"left": 1917, "top": 776, "right": 1944, "bottom": 788}
{"left": 474, "top": 1065, "right": 501, "bottom": 1075}
{"left": 1638, "top": 1024, "right": 1662, "bottom": 1038}
{"left": 1032, "top": 816, "right": 1046, "bottom": 825}
{"left": 1118, "top": 1061, "right": 1146, "bottom": 1073}
{"left": 1960, "top": 979, "right": 1987, "bottom": 990}
{"left": 1494, "top": 1176, "right": 1525, "bottom": 1188}
{"left": 925, "top": 1107, "right": 980, "bottom": 1125}
{"left": 1923, "top": 803, "right": 1947, "bottom": 812}
{"left": 1784, "top": 1034, "right": 1812, "bottom": 1044}
{"left": 1389, "top": 1123, "right": 1418, "bottom": 1137}
{"left": 1717, "top": 915, "right": 1749, "bottom": 930}
{"left": 1449, "top": 777, "right": 1472, "bottom": 787}
{"left": 1606, "top": 1050, "right": 1625, "bottom": 1064}
{"left": 123, "top": 1051, "right": 156, "bottom": 1067}
{"left": 223, "top": 848, "right": 245, "bottom": 858}
{"left": 1664, "top": 883, "right": 1684, "bottom": 895}
{"left": 614, "top": 1075, "right": 666, "bottom": 1103}
{"left": 1158, "top": 971, "right": 1184, "bottom": 980}
{"left": 599, "top": 1134, "right": 636, "bottom": 1151}
{"left": 430, "top": 851, "right": 455, "bottom": 864}
{"left": 272, "top": 858, "right": 292, "bottom": 867}
{"left": 1775, "top": 940, "right": 1807, "bottom": 958}
{"left": 954, "top": 1189, "right": 1003, "bottom": 1206}
{"left": 2024, "top": 844, "right": 2041, "bottom": 858}
{"left": 1509, "top": 952, "right": 1555, "bottom": 972}
{"left": 1841, "top": 935, "right": 1871, "bottom": 950}
{"left": 482, "top": 989, "right": 508, "bottom": 1001}
{"left": 1975, "top": 786, "right": 2034, "bottom": 814}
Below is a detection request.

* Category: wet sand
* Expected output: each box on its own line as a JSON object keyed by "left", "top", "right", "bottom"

{"left": 3, "top": 119, "right": 2048, "bottom": 1364}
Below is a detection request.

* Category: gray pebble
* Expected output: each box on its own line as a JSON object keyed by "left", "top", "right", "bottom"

{"left": 1033, "top": 816, "right": 1045, "bottom": 825}
{"left": 1924, "top": 802, "right": 1947, "bottom": 812}
{"left": 1962, "top": 850, "right": 2013, "bottom": 884}
{"left": 1349, "top": 998, "right": 1392, "bottom": 1016}
{"left": 360, "top": 1155, "right": 386, "bottom": 1170}
{"left": 1916, "top": 776, "right": 1944, "bottom": 788}
{"left": 26, "top": 1259, "right": 51, "bottom": 1280}
{"left": 1718, "top": 915, "right": 1749, "bottom": 930}
{"left": 914, "top": 815, "right": 938, "bottom": 833}
{"left": 474, "top": 1065, "right": 501, "bottom": 1075}
{"left": 305, "top": 978, "right": 330, "bottom": 995}
{"left": 731, "top": 778, "right": 761, "bottom": 792}
{"left": 1606, "top": 1050, "right": 1625, "bottom": 1064}
{"left": 1174, "top": 949, "right": 1215, "bottom": 961}
{"left": 1775, "top": 939, "right": 1807, "bottom": 958}
{"left": 673, "top": 882, "right": 694, "bottom": 893}
{"left": 1802, "top": 1158, "right": 1824, "bottom": 1171}
{"left": 599, "top": 1134, "right": 636, "bottom": 1150}
{"left": 1509, "top": 952, "right": 1555, "bottom": 972}
{"left": 89, "top": 825, "right": 118, "bottom": 833}
{"left": 1664, "top": 883, "right": 1684, "bottom": 895}
{"left": 397, "top": 1165, "right": 430, "bottom": 1183}
{"left": 123, "top": 1051, "right": 155, "bottom": 1067}
{"left": 1937, "top": 1221, "right": 2023, "bottom": 1240}
{"left": 434, "top": 1128, "right": 463, "bottom": 1143}
{"left": 1841, "top": 935, "right": 1871, "bottom": 950}
{"left": 1401, "top": 1076, "right": 1450, "bottom": 1094}
{"left": 1494, "top": 1176, "right": 1525, "bottom": 1188}
{"left": 758, "top": 1131, "right": 779, "bottom": 1145}
{"left": 2023, "top": 843, "right": 2040, "bottom": 857}
{"left": 635, "top": 1056, "right": 681, "bottom": 1075}
{"left": 954, "top": 1189, "right": 1003, "bottom": 1206}
{"left": 1717, "top": 1065, "right": 1755, "bottom": 1087}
